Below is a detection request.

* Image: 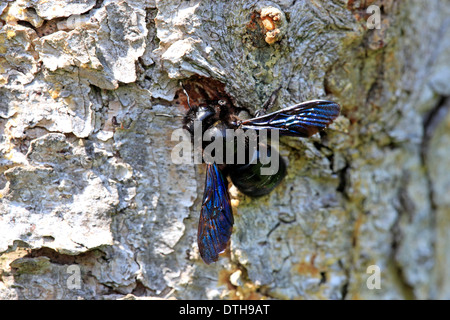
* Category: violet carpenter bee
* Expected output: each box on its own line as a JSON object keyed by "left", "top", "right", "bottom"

{"left": 181, "top": 82, "right": 341, "bottom": 264}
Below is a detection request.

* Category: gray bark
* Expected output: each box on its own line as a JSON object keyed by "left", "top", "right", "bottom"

{"left": 0, "top": 0, "right": 449, "bottom": 299}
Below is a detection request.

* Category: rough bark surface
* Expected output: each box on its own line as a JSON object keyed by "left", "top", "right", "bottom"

{"left": 0, "top": 0, "right": 449, "bottom": 300}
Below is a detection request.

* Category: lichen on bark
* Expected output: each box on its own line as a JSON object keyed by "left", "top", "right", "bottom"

{"left": 0, "top": 0, "right": 449, "bottom": 300}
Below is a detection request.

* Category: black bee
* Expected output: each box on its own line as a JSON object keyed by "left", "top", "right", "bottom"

{"left": 182, "top": 85, "right": 341, "bottom": 264}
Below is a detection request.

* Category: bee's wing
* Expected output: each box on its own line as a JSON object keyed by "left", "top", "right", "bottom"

{"left": 240, "top": 100, "right": 341, "bottom": 137}
{"left": 197, "top": 163, "right": 234, "bottom": 264}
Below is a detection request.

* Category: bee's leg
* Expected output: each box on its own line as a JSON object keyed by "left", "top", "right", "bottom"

{"left": 255, "top": 86, "right": 282, "bottom": 117}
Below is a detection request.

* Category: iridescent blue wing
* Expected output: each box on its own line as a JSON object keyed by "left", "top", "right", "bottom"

{"left": 240, "top": 100, "right": 341, "bottom": 137}
{"left": 198, "top": 163, "right": 234, "bottom": 264}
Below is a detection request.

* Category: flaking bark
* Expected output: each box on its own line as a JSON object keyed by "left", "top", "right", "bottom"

{"left": 0, "top": 0, "right": 449, "bottom": 299}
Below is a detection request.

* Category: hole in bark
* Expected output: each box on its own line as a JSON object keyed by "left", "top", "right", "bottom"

{"left": 35, "top": 18, "right": 65, "bottom": 37}
{"left": 320, "top": 271, "right": 327, "bottom": 284}
{"left": 17, "top": 20, "right": 35, "bottom": 29}
{"left": 131, "top": 280, "right": 149, "bottom": 296}
{"left": 337, "top": 163, "right": 349, "bottom": 198}
{"left": 176, "top": 76, "right": 239, "bottom": 113}
{"left": 24, "top": 246, "right": 105, "bottom": 265}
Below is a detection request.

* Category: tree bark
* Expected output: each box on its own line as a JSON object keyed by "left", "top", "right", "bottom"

{"left": 0, "top": 0, "right": 449, "bottom": 300}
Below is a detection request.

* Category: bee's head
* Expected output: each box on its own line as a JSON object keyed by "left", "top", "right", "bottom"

{"left": 183, "top": 105, "right": 217, "bottom": 137}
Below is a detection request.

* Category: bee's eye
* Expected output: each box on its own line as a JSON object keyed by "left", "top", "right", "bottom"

{"left": 218, "top": 100, "right": 227, "bottom": 106}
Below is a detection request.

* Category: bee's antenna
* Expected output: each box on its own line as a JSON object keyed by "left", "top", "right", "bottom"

{"left": 180, "top": 81, "right": 192, "bottom": 110}
{"left": 256, "top": 86, "right": 282, "bottom": 117}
